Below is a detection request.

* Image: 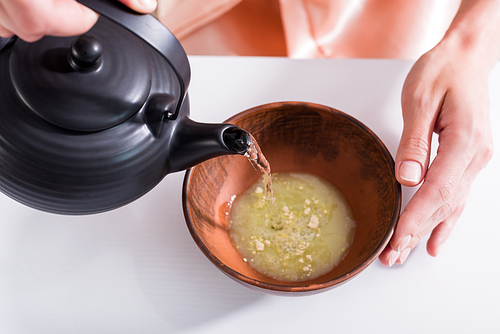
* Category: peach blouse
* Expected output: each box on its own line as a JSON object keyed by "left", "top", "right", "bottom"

{"left": 154, "top": 0, "right": 461, "bottom": 59}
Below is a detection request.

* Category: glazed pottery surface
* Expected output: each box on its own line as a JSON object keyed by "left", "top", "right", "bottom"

{"left": 183, "top": 102, "right": 401, "bottom": 295}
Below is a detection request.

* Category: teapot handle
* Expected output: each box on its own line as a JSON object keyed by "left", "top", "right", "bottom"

{"left": 76, "top": 0, "right": 190, "bottom": 116}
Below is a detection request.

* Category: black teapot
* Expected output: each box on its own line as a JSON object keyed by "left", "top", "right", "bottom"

{"left": 0, "top": 0, "right": 251, "bottom": 214}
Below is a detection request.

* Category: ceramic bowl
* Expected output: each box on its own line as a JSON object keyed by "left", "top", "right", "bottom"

{"left": 182, "top": 102, "right": 401, "bottom": 295}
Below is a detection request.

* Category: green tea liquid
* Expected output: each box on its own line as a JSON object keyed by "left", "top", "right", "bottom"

{"left": 228, "top": 172, "right": 356, "bottom": 282}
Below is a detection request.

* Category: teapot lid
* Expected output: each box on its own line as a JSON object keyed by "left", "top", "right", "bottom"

{"left": 9, "top": 0, "right": 190, "bottom": 132}
{"left": 10, "top": 18, "right": 152, "bottom": 131}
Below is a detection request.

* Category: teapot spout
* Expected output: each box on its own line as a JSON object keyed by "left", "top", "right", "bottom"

{"left": 168, "top": 117, "right": 251, "bottom": 173}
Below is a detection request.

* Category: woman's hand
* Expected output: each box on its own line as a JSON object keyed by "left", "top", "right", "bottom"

{"left": 379, "top": 45, "right": 494, "bottom": 266}
{"left": 0, "top": 0, "right": 157, "bottom": 42}
{"left": 379, "top": 0, "right": 499, "bottom": 266}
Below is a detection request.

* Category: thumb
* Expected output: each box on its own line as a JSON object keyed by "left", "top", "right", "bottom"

{"left": 395, "top": 106, "right": 435, "bottom": 187}
{"left": 45, "top": 1, "right": 99, "bottom": 38}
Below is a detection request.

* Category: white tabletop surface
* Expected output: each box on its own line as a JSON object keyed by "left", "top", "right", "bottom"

{"left": 1, "top": 56, "right": 499, "bottom": 333}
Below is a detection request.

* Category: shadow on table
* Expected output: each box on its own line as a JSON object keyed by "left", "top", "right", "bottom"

{"left": 0, "top": 171, "right": 262, "bottom": 333}
{"left": 131, "top": 175, "right": 263, "bottom": 332}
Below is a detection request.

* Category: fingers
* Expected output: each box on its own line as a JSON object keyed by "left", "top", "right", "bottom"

{"left": 381, "top": 122, "right": 491, "bottom": 267}
{"left": 425, "top": 173, "right": 471, "bottom": 257}
{"left": 379, "top": 189, "right": 464, "bottom": 267}
{"left": 396, "top": 130, "right": 468, "bottom": 228}
{"left": 408, "top": 182, "right": 468, "bottom": 257}
{"left": 426, "top": 214, "right": 459, "bottom": 257}
{"left": 0, "top": 0, "right": 157, "bottom": 43}
{"left": 389, "top": 133, "right": 468, "bottom": 252}
{"left": 378, "top": 242, "right": 404, "bottom": 267}
{"left": 43, "top": 0, "right": 99, "bottom": 39}
{"left": 117, "top": 0, "right": 157, "bottom": 13}
{"left": 0, "top": 0, "right": 98, "bottom": 42}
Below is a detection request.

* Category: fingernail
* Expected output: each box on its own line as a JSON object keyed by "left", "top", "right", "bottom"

{"left": 399, "top": 248, "right": 411, "bottom": 264}
{"left": 399, "top": 160, "right": 421, "bottom": 183}
{"left": 389, "top": 251, "right": 400, "bottom": 267}
{"left": 434, "top": 245, "right": 442, "bottom": 256}
{"left": 139, "top": 0, "right": 157, "bottom": 10}
{"left": 398, "top": 235, "right": 412, "bottom": 252}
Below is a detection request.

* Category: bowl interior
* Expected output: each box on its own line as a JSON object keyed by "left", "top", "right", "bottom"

{"left": 183, "top": 102, "right": 400, "bottom": 294}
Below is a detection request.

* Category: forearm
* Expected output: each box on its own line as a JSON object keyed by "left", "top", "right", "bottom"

{"left": 438, "top": 0, "right": 500, "bottom": 74}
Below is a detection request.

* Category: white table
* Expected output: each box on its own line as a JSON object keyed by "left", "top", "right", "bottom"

{"left": 1, "top": 57, "right": 499, "bottom": 333}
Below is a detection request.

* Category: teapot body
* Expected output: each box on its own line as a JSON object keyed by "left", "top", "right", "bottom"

{"left": 0, "top": 30, "right": 190, "bottom": 214}
{"left": 0, "top": 3, "right": 250, "bottom": 215}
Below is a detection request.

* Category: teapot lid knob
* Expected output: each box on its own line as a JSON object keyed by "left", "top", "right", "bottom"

{"left": 69, "top": 34, "right": 103, "bottom": 71}
{"left": 9, "top": 18, "right": 153, "bottom": 132}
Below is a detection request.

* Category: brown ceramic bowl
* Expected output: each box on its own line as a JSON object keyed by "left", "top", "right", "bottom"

{"left": 182, "top": 102, "right": 401, "bottom": 295}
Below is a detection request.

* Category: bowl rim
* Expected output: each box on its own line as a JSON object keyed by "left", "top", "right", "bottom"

{"left": 182, "top": 101, "right": 402, "bottom": 294}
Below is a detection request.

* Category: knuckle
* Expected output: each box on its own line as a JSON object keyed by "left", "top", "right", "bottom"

{"left": 410, "top": 233, "right": 423, "bottom": 247}
{"left": 470, "top": 127, "right": 485, "bottom": 145}
{"left": 437, "top": 180, "right": 455, "bottom": 204}
{"left": 402, "top": 80, "right": 441, "bottom": 118}
{"left": 433, "top": 201, "right": 455, "bottom": 222}
{"left": 480, "top": 141, "right": 494, "bottom": 166}
{"left": 402, "top": 135, "right": 430, "bottom": 158}
{"left": 468, "top": 122, "right": 494, "bottom": 161}
{"left": 466, "top": 126, "right": 494, "bottom": 169}
{"left": 401, "top": 209, "right": 427, "bottom": 235}
{"left": 426, "top": 178, "right": 455, "bottom": 205}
